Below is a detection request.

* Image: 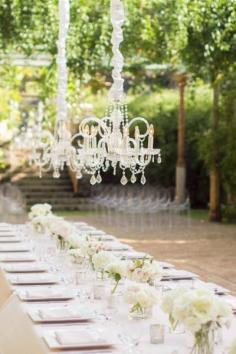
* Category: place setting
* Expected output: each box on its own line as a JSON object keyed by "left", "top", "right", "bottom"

{"left": 17, "top": 286, "right": 77, "bottom": 302}
{"left": 0, "top": 244, "right": 31, "bottom": 253}
{"left": 7, "top": 273, "right": 59, "bottom": 286}
{"left": 0, "top": 237, "right": 22, "bottom": 243}
{"left": 0, "top": 253, "right": 37, "bottom": 263}
{"left": 28, "top": 305, "right": 95, "bottom": 324}
{"left": 2, "top": 262, "right": 49, "bottom": 274}
{"left": 42, "top": 326, "right": 117, "bottom": 352}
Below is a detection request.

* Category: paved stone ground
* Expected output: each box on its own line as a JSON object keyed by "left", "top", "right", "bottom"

{"left": 3, "top": 210, "right": 236, "bottom": 294}
{"left": 68, "top": 209, "right": 236, "bottom": 294}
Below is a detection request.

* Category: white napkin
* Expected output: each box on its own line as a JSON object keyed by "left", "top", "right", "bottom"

{"left": 0, "top": 244, "right": 30, "bottom": 252}
{"left": 25, "top": 288, "right": 63, "bottom": 299}
{"left": 0, "top": 254, "right": 35, "bottom": 261}
{"left": 55, "top": 330, "right": 104, "bottom": 346}
{"left": 4, "top": 263, "right": 47, "bottom": 272}
{"left": 79, "top": 226, "right": 96, "bottom": 231}
{"left": 119, "top": 251, "right": 150, "bottom": 259}
{"left": 0, "top": 238, "right": 21, "bottom": 243}
{"left": 88, "top": 230, "right": 106, "bottom": 236}
{"left": 104, "top": 242, "right": 132, "bottom": 251}
{"left": 11, "top": 274, "right": 57, "bottom": 284}
{"left": 39, "top": 308, "right": 80, "bottom": 320}
{"left": 162, "top": 269, "right": 198, "bottom": 279}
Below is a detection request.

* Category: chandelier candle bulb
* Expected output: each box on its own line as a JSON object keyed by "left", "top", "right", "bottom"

{"left": 148, "top": 124, "right": 154, "bottom": 150}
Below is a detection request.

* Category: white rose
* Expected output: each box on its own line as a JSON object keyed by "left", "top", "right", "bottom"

{"left": 29, "top": 203, "right": 52, "bottom": 219}
{"left": 124, "top": 283, "right": 159, "bottom": 309}
{"left": 162, "top": 288, "right": 188, "bottom": 314}
{"left": 105, "top": 260, "right": 128, "bottom": 278}
{"left": 92, "top": 251, "right": 116, "bottom": 272}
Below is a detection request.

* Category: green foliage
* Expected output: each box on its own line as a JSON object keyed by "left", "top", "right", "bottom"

{"left": 223, "top": 205, "right": 236, "bottom": 223}
{"left": 175, "top": 0, "right": 236, "bottom": 83}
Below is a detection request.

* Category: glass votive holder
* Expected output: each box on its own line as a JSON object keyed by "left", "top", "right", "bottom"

{"left": 93, "top": 281, "right": 106, "bottom": 300}
{"left": 150, "top": 324, "right": 165, "bottom": 344}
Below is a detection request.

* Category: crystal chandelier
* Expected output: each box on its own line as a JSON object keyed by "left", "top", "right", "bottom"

{"left": 73, "top": 0, "right": 161, "bottom": 185}
{"left": 30, "top": 0, "right": 78, "bottom": 178}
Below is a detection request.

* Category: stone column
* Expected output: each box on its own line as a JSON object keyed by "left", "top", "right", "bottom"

{"left": 175, "top": 73, "right": 187, "bottom": 204}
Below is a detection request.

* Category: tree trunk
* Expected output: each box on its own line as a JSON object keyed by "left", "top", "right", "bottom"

{"left": 209, "top": 83, "right": 221, "bottom": 221}
{"left": 175, "top": 74, "right": 187, "bottom": 204}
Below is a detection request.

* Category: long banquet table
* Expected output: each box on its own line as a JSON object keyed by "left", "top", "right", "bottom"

{"left": 0, "top": 221, "right": 235, "bottom": 354}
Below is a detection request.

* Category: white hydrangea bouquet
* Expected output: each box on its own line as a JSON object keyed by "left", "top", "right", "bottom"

{"left": 162, "top": 288, "right": 232, "bottom": 354}
{"left": 47, "top": 217, "right": 78, "bottom": 249}
{"left": 28, "top": 203, "right": 53, "bottom": 233}
{"left": 28, "top": 203, "right": 52, "bottom": 220}
{"left": 124, "top": 283, "right": 159, "bottom": 319}
{"left": 92, "top": 250, "right": 116, "bottom": 278}
{"left": 127, "top": 258, "right": 162, "bottom": 285}
{"left": 104, "top": 259, "right": 128, "bottom": 294}
{"left": 79, "top": 239, "right": 105, "bottom": 270}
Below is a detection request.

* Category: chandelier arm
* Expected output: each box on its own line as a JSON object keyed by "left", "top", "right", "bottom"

{"left": 127, "top": 117, "right": 150, "bottom": 139}
{"left": 79, "top": 117, "right": 109, "bottom": 138}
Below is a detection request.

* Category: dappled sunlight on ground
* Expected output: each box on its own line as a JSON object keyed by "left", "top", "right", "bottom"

{"left": 69, "top": 210, "right": 236, "bottom": 294}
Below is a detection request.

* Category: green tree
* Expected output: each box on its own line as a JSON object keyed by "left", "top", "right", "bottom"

{"left": 173, "top": 0, "right": 236, "bottom": 221}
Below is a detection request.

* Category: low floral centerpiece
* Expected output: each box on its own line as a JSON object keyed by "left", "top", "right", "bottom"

{"left": 28, "top": 203, "right": 53, "bottom": 233}
{"left": 162, "top": 288, "right": 232, "bottom": 354}
{"left": 28, "top": 203, "right": 52, "bottom": 220}
{"left": 92, "top": 250, "right": 116, "bottom": 277}
{"left": 127, "top": 258, "right": 162, "bottom": 285}
{"left": 47, "top": 217, "right": 78, "bottom": 249}
{"left": 124, "top": 283, "right": 159, "bottom": 319}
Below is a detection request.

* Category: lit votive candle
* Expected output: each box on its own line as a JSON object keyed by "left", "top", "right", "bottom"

{"left": 150, "top": 324, "right": 165, "bottom": 344}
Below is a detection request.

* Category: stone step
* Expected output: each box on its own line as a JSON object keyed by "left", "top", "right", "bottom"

{"left": 13, "top": 168, "right": 93, "bottom": 211}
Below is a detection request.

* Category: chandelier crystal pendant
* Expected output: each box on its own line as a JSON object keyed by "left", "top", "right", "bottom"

{"left": 74, "top": 0, "right": 161, "bottom": 185}
{"left": 30, "top": 0, "right": 78, "bottom": 178}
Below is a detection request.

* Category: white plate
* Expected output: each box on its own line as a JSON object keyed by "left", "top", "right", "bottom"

{"left": 18, "top": 287, "right": 76, "bottom": 302}
{"left": 0, "top": 245, "right": 30, "bottom": 252}
{"left": 8, "top": 274, "right": 58, "bottom": 285}
{"left": 43, "top": 329, "right": 113, "bottom": 351}
{"left": 0, "top": 254, "right": 36, "bottom": 262}
{"left": 0, "top": 237, "right": 21, "bottom": 243}
{"left": 117, "top": 251, "right": 151, "bottom": 260}
{"left": 28, "top": 307, "right": 93, "bottom": 323}
{"left": 162, "top": 269, "right": 198, "bottom": 280}
{"left": 104, "top": 242, "right": 132, "bottom": 251}
{"left": 3, "top": 263, "right": 48, "bottom": 273}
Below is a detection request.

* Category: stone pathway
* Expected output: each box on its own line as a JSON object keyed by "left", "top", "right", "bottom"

{"left": 69, "top": 210, "right": 236, "bottom": 294}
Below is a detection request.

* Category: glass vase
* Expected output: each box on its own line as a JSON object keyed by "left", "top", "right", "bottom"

{"left": 129, "top": 306, "right": 153, "bottom": 320}
{"left": 190, "top": 326, "right": 217, "bottom": 354}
